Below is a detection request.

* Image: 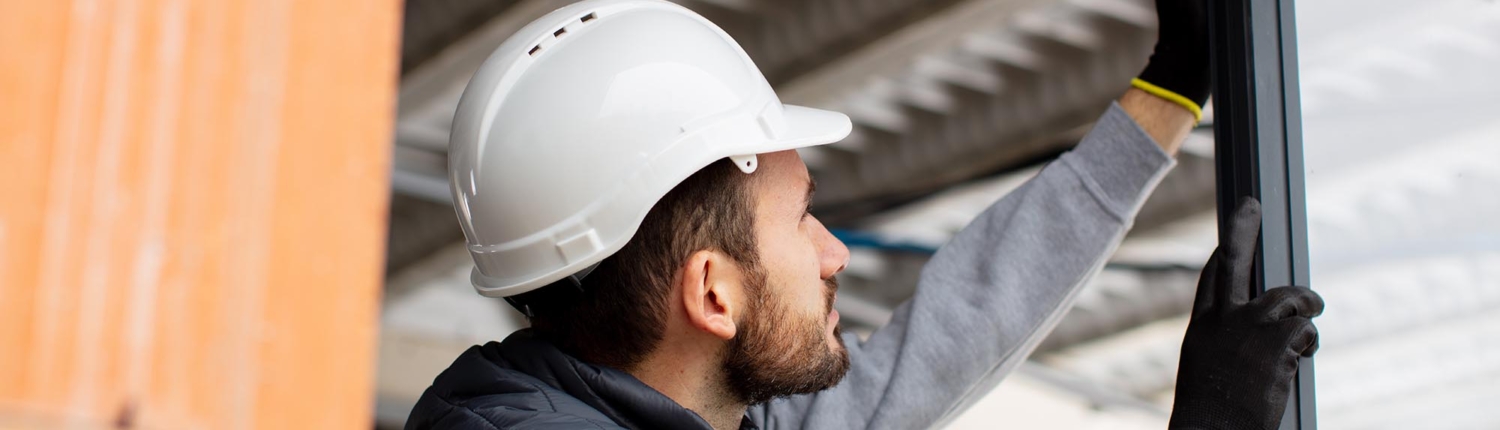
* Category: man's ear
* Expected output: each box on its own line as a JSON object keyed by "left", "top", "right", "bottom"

{"left": 678, "top": 250, "right": 742, "bottom": 341}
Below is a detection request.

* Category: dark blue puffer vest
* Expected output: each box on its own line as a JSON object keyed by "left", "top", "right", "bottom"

{"left": 405, "top": 330, "right": 757, "bottom": 430}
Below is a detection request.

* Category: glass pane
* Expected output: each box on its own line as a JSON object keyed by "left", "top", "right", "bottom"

{"left": 1295, "top": 1, "right": 1500, "bottom": 428}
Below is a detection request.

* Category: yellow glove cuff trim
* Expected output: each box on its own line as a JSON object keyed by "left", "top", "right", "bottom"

{"left": 1131, "top": 78, "right": 1204, "bottom": 122}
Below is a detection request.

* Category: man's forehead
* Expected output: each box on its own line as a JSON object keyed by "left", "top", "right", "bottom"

{"left": 757, "top": 150, "right": 809, "bottom": 181}
{"left": 754, "top": 151, "right": 811, "bottom": 189}
{"left": 748, "top": 150, "right": 813, "bottom": 205}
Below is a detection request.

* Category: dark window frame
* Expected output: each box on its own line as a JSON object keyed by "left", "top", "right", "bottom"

{"left": 1209, "top": 0, "right": 1316, "bottom": 429}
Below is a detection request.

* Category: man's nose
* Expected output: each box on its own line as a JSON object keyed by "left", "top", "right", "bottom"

{"left": 809, "top": 216, "right": 850, "bottom": 279}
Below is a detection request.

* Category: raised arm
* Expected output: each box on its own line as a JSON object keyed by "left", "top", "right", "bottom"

{"left": 748, "top": 101, "right": 1175, "bottom": 429}
{"left": 747, "top": 1, "right": 1212, "bottom": 428}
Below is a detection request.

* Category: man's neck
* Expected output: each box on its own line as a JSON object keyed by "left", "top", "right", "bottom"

{"left": 630, "top": 351, "right": 745, "bottom": 429}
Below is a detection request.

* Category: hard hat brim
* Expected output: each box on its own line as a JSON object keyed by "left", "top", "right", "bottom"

{"left": 754, "top": 104, "right": 853, "bottom": 153}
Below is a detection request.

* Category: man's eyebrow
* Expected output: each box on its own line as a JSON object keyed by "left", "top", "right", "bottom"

{"left": 803, "top": 177, "right": 817, "bottom": 209}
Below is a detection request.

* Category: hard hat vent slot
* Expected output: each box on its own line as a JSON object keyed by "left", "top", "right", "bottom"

{"left": 553, "top": 28, "right": 567, "bottom": 37}
{"left": 581, "top": 12, "right": 597, "bottom": 23}
{"left": 528, "top": 45, "right": 542, "bottom": 56}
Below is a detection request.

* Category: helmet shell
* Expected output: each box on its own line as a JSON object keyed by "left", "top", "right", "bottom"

{"left": 449, "top": 0, "right": 851, "bottom": 297}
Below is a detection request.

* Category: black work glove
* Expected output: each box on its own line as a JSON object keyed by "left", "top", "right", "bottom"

{"left": 1169, "top": 197, "right": 1324, "bottom": 430}
{"left": 1137, "top": 0, "right": 1211, "bottom": 115}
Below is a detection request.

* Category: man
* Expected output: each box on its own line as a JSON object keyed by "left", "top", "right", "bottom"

{"left": 408, "top": 0, "right": 1323, "bottom": 429}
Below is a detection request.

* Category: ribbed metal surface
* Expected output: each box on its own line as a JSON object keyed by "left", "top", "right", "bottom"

{"left": 400, "top": 0, "right": 523, "bottom": 73}
{"left": 724, "top": 0, "right": 977, "bottom": 85}
{"left": 798, "top": 0, "right": 1159, "bottom": 210}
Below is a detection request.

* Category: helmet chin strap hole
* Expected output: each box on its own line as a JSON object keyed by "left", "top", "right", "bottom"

{"left": 729, "top": 154, "right": 757, "bottom": 173}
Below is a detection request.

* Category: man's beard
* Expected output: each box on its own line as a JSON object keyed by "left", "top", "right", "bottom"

{"left": 721, "top": 269, "right": 851, "bottom": 405}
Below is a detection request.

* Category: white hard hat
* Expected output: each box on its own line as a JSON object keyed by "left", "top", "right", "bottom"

{"left": 449, "top": 0, "right": 852, "bottom": 298}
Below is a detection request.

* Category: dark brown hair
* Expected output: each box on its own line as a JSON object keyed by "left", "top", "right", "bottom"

{"left": 526, "top": 159, "right": 760, "bottom": 370}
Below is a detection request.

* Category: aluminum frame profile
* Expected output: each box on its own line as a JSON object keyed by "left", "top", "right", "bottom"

{"left": 1208, "top": 0, "right": 1316, "bottom": 428}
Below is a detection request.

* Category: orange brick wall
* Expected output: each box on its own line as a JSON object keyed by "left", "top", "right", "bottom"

{"left": 0, "top": 0, "right": 399, "bottom": 427}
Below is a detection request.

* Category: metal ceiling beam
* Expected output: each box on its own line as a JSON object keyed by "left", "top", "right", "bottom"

{"left": 401, "top": 0, "right": 526, "bottom": 74}
{"left": 795, "top": 0, "right": 1161, "bottom": 211}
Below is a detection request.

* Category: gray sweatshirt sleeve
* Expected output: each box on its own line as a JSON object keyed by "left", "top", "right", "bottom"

{"left": 746, "top": 102, "right": 1175, "bottom": 430}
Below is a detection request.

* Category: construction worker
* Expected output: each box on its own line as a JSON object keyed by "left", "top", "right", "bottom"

{"left": 407, "top": 0, "right": 1323, "bottom": 429}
